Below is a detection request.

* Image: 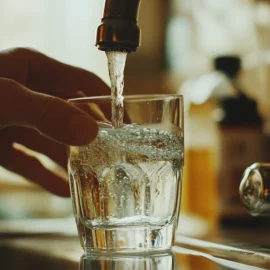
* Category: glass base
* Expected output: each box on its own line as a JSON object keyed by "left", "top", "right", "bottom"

{"left": 77, "top": 221, "right": 176, "bottom": 253}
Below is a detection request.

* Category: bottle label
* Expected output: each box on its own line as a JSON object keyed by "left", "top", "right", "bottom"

{"left": 219, "top": 127, "right": 263, "bottom": 216}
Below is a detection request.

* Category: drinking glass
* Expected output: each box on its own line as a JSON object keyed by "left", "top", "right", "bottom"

{"left": 67, "top": 95, "right": 184, "bottom": 253}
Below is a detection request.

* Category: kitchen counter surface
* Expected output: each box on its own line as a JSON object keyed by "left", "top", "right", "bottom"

{"left": 1, "top": 219, "right": 270, "bottom": 270}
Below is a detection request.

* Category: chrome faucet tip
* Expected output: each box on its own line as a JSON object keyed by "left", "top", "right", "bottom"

{"left": 96, "top": 45, "right": 136, "bottom": 54}
{"left": 96, "top": 0, "right": 141, "bottom": 53}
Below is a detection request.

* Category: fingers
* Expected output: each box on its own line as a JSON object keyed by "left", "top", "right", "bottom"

{"left": 27, "top": 48, "right": 110, "bottom": 96}
{"left": 0, "top": 48, "right": 131, "bottom": 125}
{"left": 3, "top": 145, "right": 70, "bottom": 197}
{"left": 5, "top": 127, "right": 67, "bottom": 169}
{"left": 0, "top": 48, "right": 28, "bottom": 85}
{"left": 0, "top": 78, "right": 98, "bottom": 146}
{"left": 0, "top": 48, "right": 110, "bottom": 97}
{"left": 67, "top": 91, "right": 109, "bottom": 122}
{"left": 48, "top": 90, "right": 88, "bottom": 100}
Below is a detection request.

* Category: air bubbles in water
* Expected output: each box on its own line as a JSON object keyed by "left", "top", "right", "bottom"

{"left": 102, "top": 163, "right": 149, "bottom": 219}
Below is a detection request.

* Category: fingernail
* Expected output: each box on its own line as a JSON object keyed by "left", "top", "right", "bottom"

{"left": 68, "top": 114, "right": 98, "bottom": 145}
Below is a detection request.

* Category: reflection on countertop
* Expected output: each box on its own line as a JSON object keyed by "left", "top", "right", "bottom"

{"left": 0, "top": 227, "right": 270, "bottom": 269}
{"left": 79, "top": 252, "right": 178, "bottom": 270}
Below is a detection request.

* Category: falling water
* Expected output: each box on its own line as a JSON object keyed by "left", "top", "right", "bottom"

{"left": 106, "top": 51, "right": 127, "bottom": 128}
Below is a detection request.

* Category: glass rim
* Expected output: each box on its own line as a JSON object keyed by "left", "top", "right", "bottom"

{"left": 68, "top": 94, "right": 183, "bottom": 104}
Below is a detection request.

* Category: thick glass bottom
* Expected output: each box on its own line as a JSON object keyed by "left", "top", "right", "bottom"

{"left": 77, "top": 221, "right": 176, "bottom": 253}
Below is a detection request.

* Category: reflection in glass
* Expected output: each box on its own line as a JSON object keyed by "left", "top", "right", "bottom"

{"left": 79, "top": 251, "right": 178, "bottom": 270}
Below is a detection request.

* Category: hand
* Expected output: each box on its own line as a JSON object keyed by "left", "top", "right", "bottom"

{"left": 0, "top": 48, "right": 109, "bottom": 197}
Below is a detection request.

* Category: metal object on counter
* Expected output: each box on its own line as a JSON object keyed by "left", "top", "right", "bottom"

{"left": 96, "top": 0, "right": 141, "bottom": 52}
{"left": 239, "top": 163, "right": 270, "bottom": 216}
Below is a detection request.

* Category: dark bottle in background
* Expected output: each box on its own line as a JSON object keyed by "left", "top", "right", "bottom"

{"left": 215, "top": 56, "right": 268, "bottom": 226}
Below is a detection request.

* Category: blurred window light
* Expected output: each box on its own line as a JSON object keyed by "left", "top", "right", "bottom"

{"left": 255, "top": 1, "right": 270, "bottom": 26}
{"left": 166, "top": 0, "right": 260, "bottom": 74}
{"left": 181, "top": 71, "right": 234, "bottom": 105}
{"left": 0, "top": 0, "right": 109, "bottom": 83}
{"left": 167, "top": 0, "right": 270, "bottom": 111}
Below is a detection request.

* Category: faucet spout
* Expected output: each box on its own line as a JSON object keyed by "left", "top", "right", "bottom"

{"left": 96, "top": 0, "right": 142, "bottom": 53}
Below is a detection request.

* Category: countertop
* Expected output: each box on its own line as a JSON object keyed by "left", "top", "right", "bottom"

{"left": 1, "top": 218, "right": 270, "bottom": 269}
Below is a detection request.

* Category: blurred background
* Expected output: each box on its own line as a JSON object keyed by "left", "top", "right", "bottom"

{"left": 0, "top": 0, "right": 270, "bottom": 236}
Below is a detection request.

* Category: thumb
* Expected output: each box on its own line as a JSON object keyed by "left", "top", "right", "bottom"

{"left": 0, "top": 78, "right": 98, "bottom": 146}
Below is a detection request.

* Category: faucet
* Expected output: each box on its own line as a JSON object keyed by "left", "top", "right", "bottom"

{"left": 96, "top": 0, "right": 142, "bottom": 53}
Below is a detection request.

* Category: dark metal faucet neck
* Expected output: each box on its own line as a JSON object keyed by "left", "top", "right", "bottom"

{"left": 103, "top": 0, "right": 141, "bottom": 20}
{"left": 96, "top": 0, "right": 142, "bottom": 53}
